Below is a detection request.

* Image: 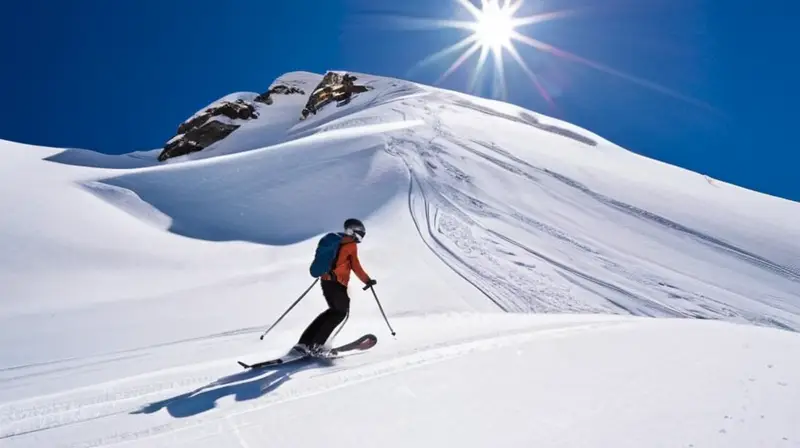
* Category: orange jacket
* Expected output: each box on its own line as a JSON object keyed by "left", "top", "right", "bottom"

{"left": 321, "top": 235, "right": 371, "bottom": 287}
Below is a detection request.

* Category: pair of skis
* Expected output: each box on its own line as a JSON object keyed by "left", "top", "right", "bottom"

{"left": 237, "top": 333, "right": 377, "bottom": 370}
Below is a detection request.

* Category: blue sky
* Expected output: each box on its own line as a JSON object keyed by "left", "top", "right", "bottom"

{"left": 1, "top": 0, "right": 797, "bottom": 201}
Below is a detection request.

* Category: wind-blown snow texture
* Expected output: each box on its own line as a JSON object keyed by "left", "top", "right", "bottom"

{"left": 1, "top": 70, "right": 799, "bottom": 447}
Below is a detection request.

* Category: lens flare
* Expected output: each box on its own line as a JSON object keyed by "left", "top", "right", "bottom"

{"left": 406, "top": 0, "right": 572, "bottom": 103}
{"left": 393, "top": 0, "right": 716, "bottom": 111}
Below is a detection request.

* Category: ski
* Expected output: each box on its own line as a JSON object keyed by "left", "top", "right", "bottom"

{"left": 238, "top": 333, "right": 377, "bottom": 370}
{"left": 329, "top": 333, "right": 377, "bottom": 356}
{"left": 237, "top": 352, "right": 306, "bottom": 370}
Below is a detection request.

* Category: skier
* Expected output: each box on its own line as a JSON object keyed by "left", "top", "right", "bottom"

{"left": 294, "top": 218, "right": 376, "bottom": 356}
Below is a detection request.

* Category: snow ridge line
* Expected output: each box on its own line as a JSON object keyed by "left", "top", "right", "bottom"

{"left": 17, "top": 318, "right": 634, "bottom": 448}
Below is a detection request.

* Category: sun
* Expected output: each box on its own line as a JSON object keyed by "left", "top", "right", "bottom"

{"left": 395, "top": 0, "right": 716, "bottom": 111}
{"left": 406, "top": 0, "right": 572, "bottom": 102}
{"left": 472, "top": 2, "right": 516, "bottom": 51}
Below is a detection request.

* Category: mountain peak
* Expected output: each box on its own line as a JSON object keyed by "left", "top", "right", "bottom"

{"left": 157, "top": 70, "right": 376, "bottom": 162}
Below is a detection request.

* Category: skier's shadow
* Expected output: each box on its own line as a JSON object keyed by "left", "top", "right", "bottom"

{"left": 131, "top": 358, "right": 326, "bottom": 418}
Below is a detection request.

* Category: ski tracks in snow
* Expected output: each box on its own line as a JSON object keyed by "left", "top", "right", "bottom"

{"left": 0, "top": 316, "right": 633, "bottom": 448}
{"left": 385, "top": 98, "right": 627, "bottom": 314}
{"left": 382, "top": 93, "right": 800, "bottom": 331}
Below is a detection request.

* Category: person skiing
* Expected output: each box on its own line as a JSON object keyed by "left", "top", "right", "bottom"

{"left": 294, "top": 218, "right": 376, "bottom": 356}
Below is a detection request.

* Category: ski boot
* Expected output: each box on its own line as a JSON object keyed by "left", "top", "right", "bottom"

{"left": 292, "top": 343, "right": 335, "bottom": 358}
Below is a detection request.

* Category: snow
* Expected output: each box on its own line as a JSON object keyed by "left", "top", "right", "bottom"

{"left": 1, "top": 69, "right": 799, "bottom": 447}
{"left": 2, "top": 314, "right": 799, "bottom": 447}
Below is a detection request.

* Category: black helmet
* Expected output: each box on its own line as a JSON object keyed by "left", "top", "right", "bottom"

{"left": 343, "top": 218, "right": 366, "bottom": 242}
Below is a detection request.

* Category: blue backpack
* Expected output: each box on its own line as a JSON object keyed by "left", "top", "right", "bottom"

{"left": 309, "top": 232, "right": 344, "bottom": 278}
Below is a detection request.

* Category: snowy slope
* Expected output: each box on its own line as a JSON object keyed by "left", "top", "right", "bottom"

{"left": 14, "top": 70, "right": 799, "bottom": 328}
{"left": 1, "top": 70, "right": 799, "bottom": 447}
{"left": 3, "top": 314, "right": 799, "bottom": 448}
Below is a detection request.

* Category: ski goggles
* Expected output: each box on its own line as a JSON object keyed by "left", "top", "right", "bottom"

{"left": 347, "top": 227, "right": 366, "bottom": 242}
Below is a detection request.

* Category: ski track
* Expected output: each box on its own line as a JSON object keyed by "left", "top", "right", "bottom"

{"left": 0, "top": 354, "right": 150, "bottom": 384}
{"left": 389, "top": 109, "right": 569, "bottom": 313}
{"left": 462, "top": 117, "right": 799, "bottom": 284}
{"left": 0, "top": 318, "right": 633, "bottom": 447}
{"left": 0, "top": 326, "right": 265, "bottom": 376}
{"left": 539, "top": 169, "right": 800, "bottom": 283}
{"left": 381, "top": 93, "right": 799, "bottom": 331}
{"left": 387, "top": 100, "right": 645, "bottom": 314}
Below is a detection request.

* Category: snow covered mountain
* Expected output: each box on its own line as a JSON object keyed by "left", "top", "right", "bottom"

{"left": 1, "top": 70, "right": 799, "bottom": 447}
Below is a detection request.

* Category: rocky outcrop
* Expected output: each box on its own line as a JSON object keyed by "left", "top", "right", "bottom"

{"left": 254, "top": 84, "right": 306, "bottom": 105}
{"left": 157, "top": 73, "right": 366, "bottom": 162}
{"left": 158, "top": 121, "right": 239, "bottom": 162}
{"left": 176, "top": 100, "right": 257, "bottom": 135}
{"left": 158, "top": 81, "right": 310, "bottom": 162}
{"left": 300, "top": 72, "right": 371, "bottom": 120}
{"left": 158, "top": 99, "right": 258, "bottom": 162}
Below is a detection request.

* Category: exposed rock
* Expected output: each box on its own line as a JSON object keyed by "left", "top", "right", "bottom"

{"left": 157, "top": 73, "right": 358, "bottom": 162}
{"left": 177, "top": 100, "right": 257, "bottom": 135}
{"left": 300, "top": 72, "right": 372, "bottom": 120}
{"left": 158, "top": 120, "right": 239, "bottom": 162}
{"left": 158, "top": 99, "right": 258, "bottom": 162}
{"left": 254, "top": 95, "right": 274, "bottom": 106}
{"left": 254, "top": 84, "right": 306, "bottom": 105}
{"left": 273, "top": 85, "right": 305, "bottom": 95}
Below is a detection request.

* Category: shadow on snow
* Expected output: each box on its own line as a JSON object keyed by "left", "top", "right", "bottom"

{"left": 130, "top": 358, "right": 328, "bottom": 419}
{"left": 80, "top": 144, "right": 403, "bottom": 246}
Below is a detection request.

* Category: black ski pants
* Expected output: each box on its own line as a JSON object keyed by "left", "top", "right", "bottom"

{"left": 298, "top": 280, "right": 350, "bottom": 346}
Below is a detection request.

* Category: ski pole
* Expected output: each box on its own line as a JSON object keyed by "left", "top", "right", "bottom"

{"left": 259, "top": 278, "right": 319, "bottom": 340}
{"left": 330, "top": 310, "right": 349, "bottom": 342}
{"left": 363, "top": 284, "right": 396, "bottom": 336}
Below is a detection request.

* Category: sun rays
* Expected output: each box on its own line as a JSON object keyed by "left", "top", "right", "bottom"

{"left": 404, "top": 0, "right": 573, "bottom": 104}
{"left": 397, "top": 0, "right": 716, "bottom": 112}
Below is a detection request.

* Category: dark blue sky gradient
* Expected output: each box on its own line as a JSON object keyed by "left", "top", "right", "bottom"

{"left": 1, "top": 0, "right": 797, "bottom": 201}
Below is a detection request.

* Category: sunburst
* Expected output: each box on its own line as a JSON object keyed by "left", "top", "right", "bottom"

{"left": 407, "top": 0, "right": 571, "bottom": 104}
{"left": 400, "top": 0, "right": 715, "bottom": 111}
